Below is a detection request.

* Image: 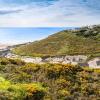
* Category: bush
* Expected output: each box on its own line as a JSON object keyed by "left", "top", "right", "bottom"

{"left": 0, "top": 77, "right": 46, "bottom": 100}
{"left": 9, "top": 59, "right": 25, "bottom": 65}
{"left": 0, "top": 58, "right": 100, "bottom": 99}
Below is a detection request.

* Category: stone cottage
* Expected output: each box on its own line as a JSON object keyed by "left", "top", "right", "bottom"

{"left": 45, "top": 55, "right": 87, "bottom": 65}
{"left": 88, "top": 58, "right": 100, "bottom": 68}
{"left": 21, "top": 57, "right": 43, "bottom": 64}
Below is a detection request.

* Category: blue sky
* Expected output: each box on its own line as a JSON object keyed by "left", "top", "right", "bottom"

{"left": 0, "top": 0, "right": 100, "bottom": 27}
{"left": 0, "top": 0, "right": 100, "bottom": 44}
{"left": 0, "top": 27, "right": 68, "bottom": 44}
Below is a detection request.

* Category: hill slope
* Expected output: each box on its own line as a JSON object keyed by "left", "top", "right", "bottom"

{"left": 13, "top": 25, "right": 100, "bottom": 57}
{"left": 0, "top": 58, "right": 100, "bottom": 99}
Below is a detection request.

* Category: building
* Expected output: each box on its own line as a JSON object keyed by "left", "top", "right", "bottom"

{"left": 45, "top": 55, "right": 87, "bottom": 65}
{"left": 88, "top": 58, "right": 100, "bottom": 68}
{"left": 5, "top": 53, "right": 19, "bottom": 58}
{"left": 21, "top": 57, "right": 43, "bottom": 64}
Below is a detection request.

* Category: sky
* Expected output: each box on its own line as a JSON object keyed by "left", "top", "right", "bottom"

{"left": 0, "top": 0, "right": 100, "bottom": 27}
{"left": 0, "top": 0, "right": 100, "bottom": 44}
{"left": 0, "top": 27, "right": 68, "bottom": 44}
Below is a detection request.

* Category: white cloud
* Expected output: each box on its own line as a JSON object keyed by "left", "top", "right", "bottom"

{"left": 0, "top": 0, "right": 100, "bottom": 27}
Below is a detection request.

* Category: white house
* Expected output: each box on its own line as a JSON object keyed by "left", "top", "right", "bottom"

{"left": 88, "top": 58, "right": 100, "bottom": 68}
{"left": 45, "top": 55, "right": 87, "bottom": 65}
{"left": 5, "top": 53, "right": 19, "bottom": 58}
{"left": 21, "top": 57, "right": 43, "bottom": 64}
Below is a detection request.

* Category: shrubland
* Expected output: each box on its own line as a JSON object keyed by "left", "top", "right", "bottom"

{"left": 0, "top": 58, "right": 100, "bottom": 100}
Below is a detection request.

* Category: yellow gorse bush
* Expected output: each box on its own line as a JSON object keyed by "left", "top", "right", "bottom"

{"left": 0, "top": 77, "right": 10, "bottom": 90}
{"left": 0, "top": 76, "right": 46, "bottom": 99}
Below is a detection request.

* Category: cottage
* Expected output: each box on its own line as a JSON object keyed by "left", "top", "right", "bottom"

{"left": 88, "top": 58, "right": 100, "bottom": 68}
{"left": 21, "top": 57, "right": 43, "bottom": 64}
{"left": 5, "top": 53, "right": 19, "bottom": 58}
{"left": 45, "top": 55, "right": 87, "bottom": 65}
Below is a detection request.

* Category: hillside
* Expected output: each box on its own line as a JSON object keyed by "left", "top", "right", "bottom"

{"left": 13, "top": 25, "right": 100, "bottom": 57}
{"left": 0, "top": 58, "right": 100, "bottom": 100}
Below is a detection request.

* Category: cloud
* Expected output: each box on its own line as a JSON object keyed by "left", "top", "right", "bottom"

{"left": 0, "top": 0, "right": 100, "bottom": 27}
{"left": 0, "top": 9, "right": 22, "bottom": 15}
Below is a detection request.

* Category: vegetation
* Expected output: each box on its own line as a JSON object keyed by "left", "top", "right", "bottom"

{"left": 0, "top": 25, "right": 100, "bottom": 99}
{"left": 13, "top": 25, "right": 100, "bottom": 57}
{"left": 0, "top": 77, "right": 46, "bottom": 100}
{"left": 0, "top": 57, "right": 100, "bottom": 100}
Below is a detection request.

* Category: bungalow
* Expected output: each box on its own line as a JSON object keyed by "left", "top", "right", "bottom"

{"left": 45, "top": 55, "right": 87, "bottom": 65}
{"left": 5, "top": 53, "right": 19, "bottom": 58}
{"left": 88, "top": 58, "right": 100, "bottom": 68}
{"left": 21, "top": 57, "right": 43, "bottom": 64}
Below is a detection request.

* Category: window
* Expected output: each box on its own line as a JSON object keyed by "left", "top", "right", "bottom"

{"left": 96, "top": 61, "right": 100, "bottom": 66}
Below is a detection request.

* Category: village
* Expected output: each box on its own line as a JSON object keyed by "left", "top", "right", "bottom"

{"left": 0, "top": 46, "right": 100, "bottom": 68}
{"left": 4, "top": 52, "right": 100, "bottom": 69}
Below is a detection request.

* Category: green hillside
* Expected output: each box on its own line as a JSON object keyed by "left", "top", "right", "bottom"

{"left": 13, "top": 25, "right": 100, "bottom": 57}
